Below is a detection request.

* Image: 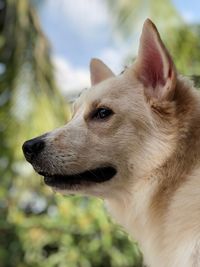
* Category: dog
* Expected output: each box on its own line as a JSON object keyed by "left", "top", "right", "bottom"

{"left": 22, "top": 19, "right": 200, "bottom": 267}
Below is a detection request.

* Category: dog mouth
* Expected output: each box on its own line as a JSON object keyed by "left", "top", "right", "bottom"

{"left": 38, "top": 166, "right": 117, "bottom": 189}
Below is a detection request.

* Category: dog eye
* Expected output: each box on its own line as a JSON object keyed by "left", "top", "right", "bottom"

{"left": 92, "top": 108, "right": 113, "bottom": 120}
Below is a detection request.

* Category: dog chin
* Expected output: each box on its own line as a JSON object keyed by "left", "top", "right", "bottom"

{"left": 37, "top": 166, "right": 117, "bottom": 191}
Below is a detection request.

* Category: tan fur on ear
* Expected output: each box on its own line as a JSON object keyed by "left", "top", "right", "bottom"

{"left": 135, "top": 19, "right": 176, "bottom": 101}
{"left": 90, "top": 58, "right": 115, "bottom": 86}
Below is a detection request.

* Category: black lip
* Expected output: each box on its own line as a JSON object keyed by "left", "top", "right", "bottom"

{"left": 39, "top": 166, "right": 117, "bottom": 188}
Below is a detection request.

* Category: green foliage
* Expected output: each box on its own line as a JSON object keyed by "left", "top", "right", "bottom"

{"left": 192, "top": 75, "right": 200, "bottom": 87}
{"left": 106, "top": 0, "right": 200, "bottom": 75}
{"left": 6, "top": 193, "right": 142, "bottom": 267}
{"left": 164, "top": 25, "right": 200, "bottom": 75}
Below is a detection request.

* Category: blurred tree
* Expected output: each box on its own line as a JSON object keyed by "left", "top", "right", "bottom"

{"left": 106, "top": 0, "right": 200, "bottom": 76}
{"left": 192, "top": 75, "right": 200, "bottom": 86}
{"left": 0, "top": 0, "right": 68, "bottom": 181}
{"left": 0, "top": 0, "right": 69, "bottom": 266}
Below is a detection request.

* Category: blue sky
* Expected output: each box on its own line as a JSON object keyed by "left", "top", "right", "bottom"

{"left": 173, "top": 0, "right": 200, "bottom": 23}
{"left": 33, "top": 0, "right": 200, "bottom": 97}
{"left": 37, "top": 0, "right": 113, "bottom": 68}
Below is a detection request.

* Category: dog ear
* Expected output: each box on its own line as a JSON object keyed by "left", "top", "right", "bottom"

{"left": 135, "top": 19, "right": 176, "bottom": 101}
{"left": 90, "top": 58, "right": 115, "bottom": 86}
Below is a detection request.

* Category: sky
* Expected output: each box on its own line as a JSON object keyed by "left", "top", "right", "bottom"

{"left": 173, "top": 0, "right": 200, "bottom": 23}
{"left": 33, "top": 0, "right": 200, "bottom": 99}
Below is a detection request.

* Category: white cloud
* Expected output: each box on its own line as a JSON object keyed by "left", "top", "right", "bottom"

{"left": 45, "top": 0, "right": 110, "bottom": 39}
{"left": 52, "top": 45, "right": 132, "bottom": 100}
{"left": 98, "top": 46, "right": 129, "bottom": 74}
{"left": 52, "top": 55, "right": 90, "bottom": 100}
{"left": 182, "top": 11, "right": 196, "bottom": 23}
{"left": 52, "top": 46, "right": 127, "bottom": 100}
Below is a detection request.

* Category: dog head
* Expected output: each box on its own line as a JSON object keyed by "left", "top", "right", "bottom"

{"left": 22, "top": 19, "right": 178, "bottom": 199}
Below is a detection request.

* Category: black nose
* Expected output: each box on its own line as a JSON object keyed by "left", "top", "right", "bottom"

{"left": 22, "top": 137, "right": 45, "bottom": 162}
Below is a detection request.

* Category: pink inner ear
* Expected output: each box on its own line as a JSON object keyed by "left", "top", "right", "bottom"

{"left": 139, "top": 36, "right": 166, "bottom": 88}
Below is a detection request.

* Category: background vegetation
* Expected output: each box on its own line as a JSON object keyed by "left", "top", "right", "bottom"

{"left": 0, "top": 0, "right": 200, "bottom": 267}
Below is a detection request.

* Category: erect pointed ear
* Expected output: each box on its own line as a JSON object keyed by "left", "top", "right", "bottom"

{"left": 90, "top": 58, "right": 115, "bottom": 86}
{"left": 135, "top": 19, "right": 176, "bottom": 101}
